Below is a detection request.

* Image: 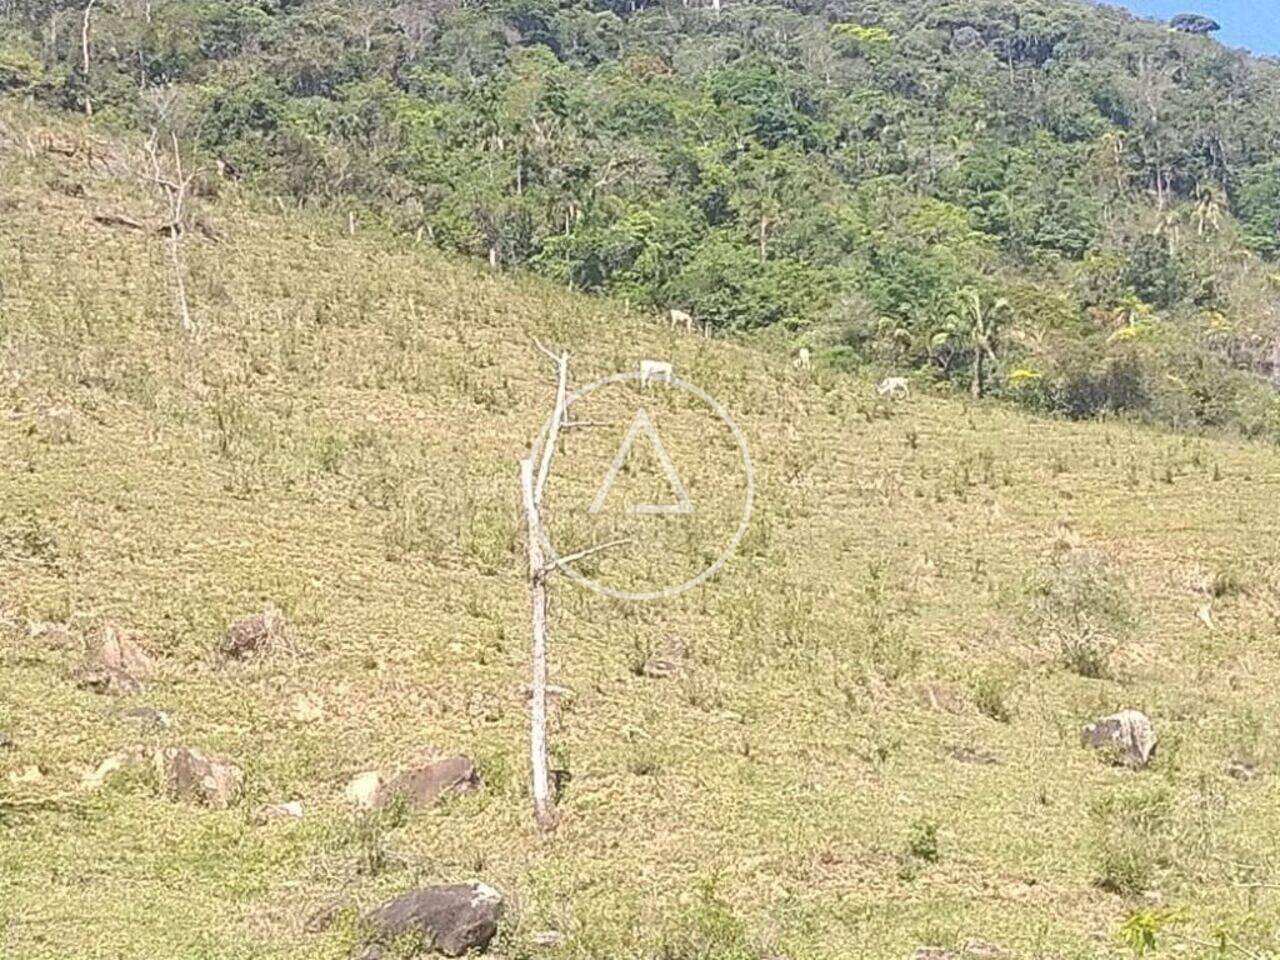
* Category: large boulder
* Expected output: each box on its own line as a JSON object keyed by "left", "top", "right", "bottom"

{"left": 155, "top": 746, "right": 243, "bottom": 807}
{"left": 94, "top": 625, "right": 154, "bottom": 677}
{"left": 1081, "top": 709, "right": 1158, "bottom": 769}
{"left": 345, "top": 756, "right": 481, "bottom": 811}
{"left": 362, "top": 882, "right": 504, "bottom": 957}
{"left": 77, "top": 625, "right": 153, "bottom": 696}
{"left": 378, "top": 756, "right": 481, "bottom": 809}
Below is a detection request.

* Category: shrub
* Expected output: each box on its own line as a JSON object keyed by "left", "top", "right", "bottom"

{"left": 907, "top": 818, "right": 940, "bottom": 862}
{"left": 972, "top": 669, "right": 1014, "bottom": 723}
{"left": 1090, "top": 787, "right": 1173, "bottom": 895}
{"left": 897, "top": 817, "right": 940, "bottom": 880}
{"left": 857, "top": 562, "right": 919, "bottom": 681}
{"left": 0, "top": 41, "right": 41, "bottom": 92}
{"left": 657, "top": 878, "right": 754, "bottom": 960}
{"left": 1026, "top": 549, "right": 1135, "bottom": 678}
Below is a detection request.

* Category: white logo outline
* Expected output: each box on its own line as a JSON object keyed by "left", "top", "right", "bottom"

{"left": 532, "top": 371, "right": 754, "bottom": 602}
{"left": 588, "top": 407, "right": 693, "bottom": 516}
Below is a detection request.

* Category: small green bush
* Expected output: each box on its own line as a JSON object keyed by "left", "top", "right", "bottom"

{"left": 1026, "top": 548, "right": 1135, "bottom": 678}
{"left": 1090, "top": 787, "right": 1173, "bottom": 895}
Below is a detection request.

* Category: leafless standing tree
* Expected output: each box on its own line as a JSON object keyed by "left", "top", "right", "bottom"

{"left": 519, "top": 342, "right": 626, "bottom": 831}
{"left": 144, "top": 132, "right": 201, "bottom": 335}
{"left": 519, "top": 339, "right": 571, "bottom": 832}
{"left": 81, "top": 0, "right": 96, "bottom": 116}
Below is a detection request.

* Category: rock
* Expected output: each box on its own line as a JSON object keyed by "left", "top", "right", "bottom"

{"left": 81, "top": 747, "right": 147, "bottom": 790}
{"left": 1227, "top": 760, "right": 1261, "bottom": 782}
{"left": 362, "top": 882, "right": 505, "bottom": 957}
{"left": 345, "top": 771, "right": 384, "bottom": 810}
{"left": 1081, "top": 709, "right": 1158, "bottom": 769}
{"left": 531, "top": 930, "right": 564, "bottom": 948}
{"left": 917, "top": 684, "right": 966, "bottom": 715}
{"left": 962, "top": 942, "right": 1004, "bottom": 959}
{"left": 291, "top": 694, "right": 324, "bottom": 723}
{"left": 77, "top": 625, "right": 152, "bottom": 696}
{"left": 378, "top": 756, "right": 480, "bottom": 809}
{"left": 29, "top": 620, "right": 78, "bottom": 651}
{"left": 8, "top": 764, "right": 45, "bottom": 785}
{"left": 254, "top": 800, "right": 304, "bottom": 823}
{"left": 93, "top": 625, "right": 154, "bottom": 678}
{"left": 155, "top": 746, "right": 243, "bottom": 808}
{"left": 220, "top": 609, "right": 285, "bottom": 660}
{"left": 304, "top": 897, "right": 348, "bottom": 934}
{"left": 122, "top": 706, "right": 172, "bottom": 728}
{"left": 641, "top": 638, "right": 686, "bottom": 679}
{"left": 77, "top": 665, "right": 144, "bottom": 697}
{"left": 946, "top": 745, "right": 1001, "bottom": 766}
{"left": 0, "top": 731, "right": 12, "bottom": 750}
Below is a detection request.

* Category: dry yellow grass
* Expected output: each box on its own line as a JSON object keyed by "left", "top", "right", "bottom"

{"left": 2, "top": 103, "right": 1280, "bottom": 960}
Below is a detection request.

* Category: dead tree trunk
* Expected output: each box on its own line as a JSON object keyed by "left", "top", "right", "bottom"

{"left": 520, "top": 457, "right": 556, "bottom": 832}
{"left": 145, "top": 133, "right": 200, "bottom": 335}
{"left": 518, "top": 344, "right": 628, "bottom": 832}
{"left": 520, "top": 343, "right": 569, "bottom": 832}
{"left": 81, "top": 0, "right": 96, "bottom": 116}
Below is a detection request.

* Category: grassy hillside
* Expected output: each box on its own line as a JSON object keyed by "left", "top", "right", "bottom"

{"left": 6, "top": 0, "right": 1280, "bottom": 439}
{"left": 3, "top": 105, "right": 1280, "bottom": 960}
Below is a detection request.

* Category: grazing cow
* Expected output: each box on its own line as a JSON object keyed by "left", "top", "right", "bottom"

{"left": 669, "top": 308, "right": 698, "bottom": 334}
{"left": 639, "top": 359, "right": 674, "bottom": 385}
{"left": 877, "top": 376, "right": 910, "bottom": 399}
{"left": 793, "top": 347, "right": 811, "bottom": 371}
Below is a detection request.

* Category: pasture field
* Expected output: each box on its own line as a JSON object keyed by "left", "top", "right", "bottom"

{"left": 2, "top": 106, "right": 1280, "bottom": 960}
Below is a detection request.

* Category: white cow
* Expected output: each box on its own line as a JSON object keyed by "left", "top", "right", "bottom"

{"left": 793, "top": 347, "right": 811, "bottom": 371}
{"left": 639, "top": 359, "right": 674, "bottom": 386}
{"left": 669, "top": 308, "right": 706, "bottom": 336}
{"left": 877, "top": 376, "right": 910, "bottom": 399}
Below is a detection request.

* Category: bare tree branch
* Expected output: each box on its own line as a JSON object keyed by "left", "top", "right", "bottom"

{"left": 535, "top": 350, "right": 568, "bottom": 504}
{"left": 142, "top": 131, "right": 203, "bottom": 335}
{"left": 546, "top": 538, "right": 632, "bottom": 572}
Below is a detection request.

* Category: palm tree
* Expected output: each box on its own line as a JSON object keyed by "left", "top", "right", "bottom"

{"left": 933, "top": 289, "right": 1010, "bottom": 399}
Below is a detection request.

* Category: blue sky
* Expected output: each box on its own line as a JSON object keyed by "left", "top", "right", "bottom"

{"left": 1096, "top": 1, "right": 1280, "bottom": 55}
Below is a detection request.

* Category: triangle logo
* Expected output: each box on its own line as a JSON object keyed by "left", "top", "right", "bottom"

{"left": 588, "top": 408, "right": 693, "bottom": 515}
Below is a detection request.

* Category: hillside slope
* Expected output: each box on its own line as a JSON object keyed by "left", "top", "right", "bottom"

{"left": 6, "top": 0, "right": 1280, "bottom": 438}
{"left": 3, "top": 107, "right": 1280, "bottom": 960}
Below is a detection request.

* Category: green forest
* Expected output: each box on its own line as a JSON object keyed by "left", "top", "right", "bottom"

{"left": 4, "top": 0, "right": 1280, "bottom": 433}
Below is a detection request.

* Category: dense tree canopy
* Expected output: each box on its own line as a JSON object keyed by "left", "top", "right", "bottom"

{"left": 4, "top": 0, "right": 1280, "bottom": 435}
